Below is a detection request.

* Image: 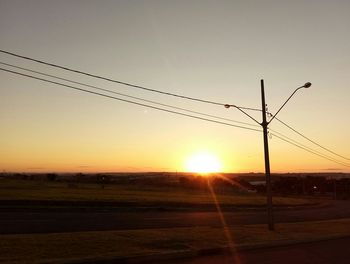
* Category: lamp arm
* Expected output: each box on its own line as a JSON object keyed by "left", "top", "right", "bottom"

{"left": 268, "top": 86, "right": 304, "bottom": 124}
{"left": 224, "top": 104, "right": 261, "bottom": 125}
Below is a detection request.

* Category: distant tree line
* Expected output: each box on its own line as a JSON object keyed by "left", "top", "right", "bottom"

{"left": 2, "top": 172, "right": 350, "bottom": 199}
{"left": 273, "top": 176, "right": 350, "bottom": 199}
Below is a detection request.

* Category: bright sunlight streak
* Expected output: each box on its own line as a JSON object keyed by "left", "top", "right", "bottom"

{"left": 185, "top": 152, "right": 222, "bottom": 174}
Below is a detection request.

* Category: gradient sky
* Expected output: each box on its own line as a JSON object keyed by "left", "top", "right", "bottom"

{"left": 0, "top": 0, "right": 349, "bottom": 173}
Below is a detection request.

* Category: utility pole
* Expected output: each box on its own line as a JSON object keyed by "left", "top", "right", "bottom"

{"left": 261, "top": 79, "right": 274, "bottom": 231}
{"left": 225, "top": 79, "right": 311, "bottom": 231}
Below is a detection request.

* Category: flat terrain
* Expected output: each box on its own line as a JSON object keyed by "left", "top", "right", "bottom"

{"left": 0, "top": 178, "right": 334, "bottom": 235}
{"left": 0, "top": 178, "right": 314, "bottom": 207}
{"left": 1, "top": 178, "right": 349, "bottom": 263}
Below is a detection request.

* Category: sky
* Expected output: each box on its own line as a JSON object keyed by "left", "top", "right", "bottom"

{"left": 0, "top": 0, "right": 349, "bottom": 173}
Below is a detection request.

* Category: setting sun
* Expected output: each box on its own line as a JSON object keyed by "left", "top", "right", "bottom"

{"left": 185, "top": 152, "right": 222, "bottom": 174}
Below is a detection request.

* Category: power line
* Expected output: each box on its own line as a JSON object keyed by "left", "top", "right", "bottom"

{"left": 269, "top": 130, "right": 350, "bottom": 167}
{"left": 0, "top": 49, "right": 256, "bottom": 111}
{"left": 0, "top": 67, "right": 262, "bottom": 132}
{"left": 233, "top": 106, "right": 350, "bottom": 162}
{"left": 2, "top": 66, "right": 349, "bottom": 168}
{"left": 274, "top": 117, "right": 350, "bottom": 161}
{"left": 271, "top": 133, "right": 350, "bottom": 168}
{"left": 4, "top": 60, "right": 348, "bottom": 167}
{"left": 0, "top": 61, "right": 260, "bottom": 129}
{"left": 1, "top": 52, "right": 348, "bottom": 167}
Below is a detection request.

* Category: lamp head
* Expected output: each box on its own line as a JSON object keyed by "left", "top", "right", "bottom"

{"left": 303, "top": 82, "right": 312, "bottom": 88}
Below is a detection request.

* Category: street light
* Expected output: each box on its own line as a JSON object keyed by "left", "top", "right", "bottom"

{"left": 225, "top": 80, "right": 311, "bottom": 231}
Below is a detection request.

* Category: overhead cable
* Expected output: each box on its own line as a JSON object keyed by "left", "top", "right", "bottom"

{"left": 4, "top": 61, "right": 348, "bottom": 167}
{"left": 271, "top": 133, "right": 350, "bottom": 168}
{"left": 234, "top": 106, "right": 350, "bottom": 161}
{"left": 0, "top": 61, "right": 260, "bottom": 128}
{"left": 1, "top": 51, "right": 348, "bottom": 167}
{"left": 0, "top": 49, "right": 256, "bottom": 111}
{"left": 270, "top": 130, "right": 350, "bottom": 167}
{"left": 0, "top": 67, "right": 262, "bottom": 133}
{"left": 274, "top": 117, "right": 350, "bottom": 161}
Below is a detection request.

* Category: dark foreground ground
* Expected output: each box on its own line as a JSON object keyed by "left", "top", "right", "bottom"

{"left": 166, "top": 237, "right": 350, "bottom": 264}
{"left": 1, "top": 199, "right": 350, "bottom": 263}
{"left": 1, "top": 200, "right": 350, "bottom": 234}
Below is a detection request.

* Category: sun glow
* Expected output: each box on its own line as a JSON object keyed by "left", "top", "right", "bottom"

{"left": 185, "top": 152, "right": 222, "bottom": 174}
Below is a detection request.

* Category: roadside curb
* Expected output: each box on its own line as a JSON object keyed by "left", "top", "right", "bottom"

{"left": 57, "top": 234, "right": 350, "bottom": 264}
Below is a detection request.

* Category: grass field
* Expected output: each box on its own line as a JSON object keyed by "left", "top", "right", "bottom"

{"left": 0, "top": 178, "right": 341, "bottom": 263}
{"left": 1, "top": 219, "right": 350, "bottom": 263}
{"left": 0, "top": 178, "right": 315, "bottom": 207}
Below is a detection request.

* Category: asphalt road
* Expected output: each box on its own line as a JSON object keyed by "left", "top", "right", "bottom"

{"left": 1, "top": 200, "right": 350, "bottom": 234}
{"left": 167, "top": 237, "right": 350, "bottom": 264}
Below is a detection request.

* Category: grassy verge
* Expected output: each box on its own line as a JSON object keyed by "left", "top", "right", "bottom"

{"left": 0, "top": 179, "right": 314, "bottom": 207}
{"left": 1, "top": 219, "right": 350, "bottom": 263}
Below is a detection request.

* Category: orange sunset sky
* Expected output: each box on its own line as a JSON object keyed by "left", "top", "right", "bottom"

{"left": 0, "top": 0, "right": 349, "bottom": 173}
